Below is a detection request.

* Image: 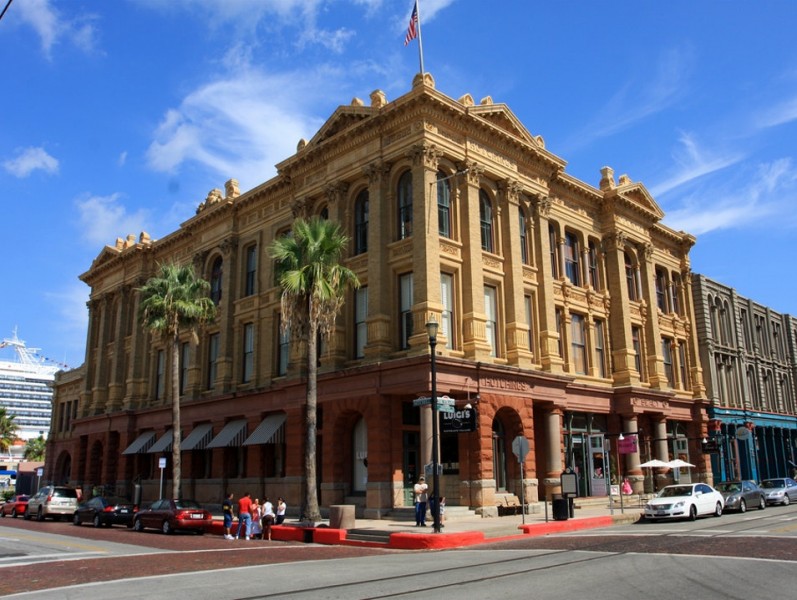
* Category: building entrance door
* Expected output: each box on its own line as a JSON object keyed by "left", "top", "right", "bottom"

{"left": 352, "top": 418, "right": 367, "bottom": 493}
{"left": 402, "top": 432, "right": 419, "bottom": 506}
{"left": 588, "top": 434, "right": 608, "bottom": 496}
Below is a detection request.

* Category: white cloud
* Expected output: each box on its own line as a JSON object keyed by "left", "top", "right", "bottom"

{"left": 649, "top": 132, "right": 743, "bottom": 197}
{"left": 13, "top": 0, "right": 99, "bottom": 59}
{"left": 754, "top": 95, "right": 797, "bottom": 129}
{"left": 145, "top": 67, "right": 335, "bottom": 190}
{"left": 3, "top": 146, "right": 59, "bottom": 178}
{"left": 74, "top": 192, "right": 151, "bottom": 247}
{"left": 662, "top": 158, "right": 797, "bottom": 234}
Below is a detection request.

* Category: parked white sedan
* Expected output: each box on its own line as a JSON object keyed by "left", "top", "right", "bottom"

{"left": 644, "top": 483, "right": 724, "bottom": 521}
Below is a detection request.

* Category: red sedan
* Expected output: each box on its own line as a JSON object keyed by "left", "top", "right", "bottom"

{"left": 132, "top": 498, "right": 212, "bottom": 534}
{"left": 0, "top": 494, "right": 29, "bottom": 518}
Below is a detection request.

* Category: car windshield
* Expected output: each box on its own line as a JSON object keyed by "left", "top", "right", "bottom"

{"left": 53, "top": 488, "right": 77, "bottom": 498}
{"left": 660, "top": 486, "right": 692, "bottom": 497}
{"left": 761, "top": 480, "right": 785, "bottom": 489}
{"left": 174, "top": 500, "right": 202, "bottom": 510}
{"left": 715, "top": 483, "right": 740, "bottom": 493}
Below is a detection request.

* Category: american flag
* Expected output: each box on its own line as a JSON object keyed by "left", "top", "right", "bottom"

{"left": 404, "top": 2, "right": 418, "bottom": 46}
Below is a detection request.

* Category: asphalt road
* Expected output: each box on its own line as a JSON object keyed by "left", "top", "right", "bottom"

{"left": 1, "top": 504, "right": 796, "bottom": 599}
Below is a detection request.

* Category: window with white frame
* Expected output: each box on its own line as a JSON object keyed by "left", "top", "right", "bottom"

{"left": 399, "top": 273, "right": 413, "bottom": 349}
{"left": 625, "top": 253, "right": 637, "bottom": 301}
{"left": 588, "top": 240, "right": 600, "bottom": 290}
{"left": 484, "top": 285, "right": 498, "bottom": 356}
{"left": 594, "top": 319, "right": 606, "bottom": 378}
{"left": 519, "top": 207, "right": 529, "bottom": 265}
{"left": 678, "top": 343, "right": 688, "bottom": 389}
{"left": 524, "top": 294, "right": 534, "bottom": 353}
{"left": 662, "top": 337, "right": 674, "bottom": 385}
{"left": 570, "top": 313, "right": 586, "bottom": 374}
{"left": 549, "top": 224, "right": 559, "bottom": 278}
{"left": 441, "top": 273, "right": 454, "bottom": 349}
{"left": 632, "top": 326, "right": 642, "bottom": 376}
{"left": 397, "top": 171, "right": 412, "bottom": 240}
{"left": 242, "top": 322, "right": 254, "bottom": 383}
{"left": 244, "top": 245, "right": 257, "bottom": 297}
{"left": 437, "top": 172, "right": 451, "bottom": 238}
{"left": 355, "top": 286, "right": 368, "bottom": 358}
{"left": 479, "top": 190, "right": 494, "bottom": 252}
{"left": 564, "top": 232, "right": 581, "bottom": 286}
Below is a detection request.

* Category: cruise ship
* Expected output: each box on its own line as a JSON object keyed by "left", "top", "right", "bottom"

{"left": 0, "top": 333, "right": 61, "bottom": 457}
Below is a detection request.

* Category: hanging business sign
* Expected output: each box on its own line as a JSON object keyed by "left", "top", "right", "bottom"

{"left": 617, "top": 435, "right": 639, "bottom": 455}
{"left": 440, "top": 406, "right": 476, "bottom": 433}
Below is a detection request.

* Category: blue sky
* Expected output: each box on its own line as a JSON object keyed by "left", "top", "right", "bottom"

{"left": 2, "top": 0, "right": 797, "bottom": 368}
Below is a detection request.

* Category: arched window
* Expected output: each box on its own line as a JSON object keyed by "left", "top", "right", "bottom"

{"left": 210, "top": 257, "right": 223, "bottom": 305}
{"left": 479, "top": 190, "right": 493, "bottom": 252}
{"left": 354, "top": 190, "right": 369, "bottom": 254}
{"left": 397, "top": 171, "right": 412, "bottom": 240}
{"left": 437, "top": 172, "right": 451, "bottom": 238}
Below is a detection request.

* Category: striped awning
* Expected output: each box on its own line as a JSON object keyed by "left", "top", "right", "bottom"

{"left": 148, "top": 430, "right": 174, "bottom": 453}
{"left": 243, "top": 414, "right": 286, "bottom": 446}
{"left": 206, "top": 419, "right": 248, "bottom": 449}
{"left": 182, "top": 423, "right": 214, "bottom": 451}
{"left": 122, "top": 431, "right": 156, "bottom": 455}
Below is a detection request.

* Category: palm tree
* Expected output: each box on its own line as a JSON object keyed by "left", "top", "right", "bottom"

{"left": 138, "top": 263, "right": 217, "bottom": 499}
{"left": 269, "top": 216, "right": 359, "bottom": 522}
{"left": 23, "top": 434, "right": 46, "bottom": 462}
{"left": 0, "top": 408, "right": 17, "bottom": 455}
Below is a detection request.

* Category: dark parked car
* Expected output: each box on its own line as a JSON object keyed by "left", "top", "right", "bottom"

{"left": 73, "top": 496, "right": 138, "bottom": 528}
{"left": 760, "top": 477, "right": 797, "bottom": 505}
{"left": 0, "top": 494, "right": 29, "bottom": 518}
{"left": 715, "top": 480, "right": 766, "bottom": 512}
{"left": 132, "top": 498, "right": 212, "bottom": 534}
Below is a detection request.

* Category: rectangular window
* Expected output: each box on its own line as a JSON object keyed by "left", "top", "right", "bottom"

{"left": 207, "top": 333, "right": 220, "bottom": 389}
{"left": 571, "top": 314, "right": 586, "bottom": 374}
{"left": 564, "top": 232, "right": 581, "bottom": 286}
{"left": 662, "top": 337, "right": 674, "bottom": 385}
{"left": 437, "top": 177, "right": 451, "bottom": 238}
{"left": 549, "top": 226, "right": 559, "bottom": 278}
{"left": 156, "top": 350, "right": 165, "bottom": 399}
{"left": 179, "top": 342, "right": 190, "bottom": 395}
{"left": 242, "top": 323, "right": 254, "bottom": 383}
{"left": 399, "top": 273, "right": 414, "bottom": 349}
{"left": 594, "top": 319, "right": 606, "bottom": 378}
{"left": 524, "top": 295, "right": 534, "bottom": 353}
{"left": 277, "top": 317, "right": 290, "bottom": 376}
{"left": 555, "top": 308, "right": 563, "bottom": 358}
{"left": 588, "top": 241, "right": 599, "bottom": 289}
{"left": 441, "top": 273, "right": 454, "bottom": 350}
{"left": 678, "top": 343, "right": 688, "bottom": 389}
{"left": 245, "top": 245, "right": 257, "bottom": 297}
{"left": 355, "top": 286, "right": 368, "bottom": 358}
{"left": 655, "top": 268, "right": 668, "bottom": 312}
{"left": 632, "top": 326, "right": 642, "bottom": 376}
{"left": 519, "top": 209, "right": 529, "bottom": 265}
{"left": 484, "top": 285, "right": 498, "bottom": 357}
{"left": 670, "top": 273, "right": 680, "bottom": 314}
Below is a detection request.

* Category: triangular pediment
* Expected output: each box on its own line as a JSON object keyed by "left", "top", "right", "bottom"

{"left": 467, "top": 103, "right": 538, "bottom": 146}
{"left": 91, "top": 245, "right": 122, "bottom": 269}
{"left": 614, "top": 180, "right": 665, "bottom": 221}
{"left": 303, "top": 105, "right": 376, "bottom": 150}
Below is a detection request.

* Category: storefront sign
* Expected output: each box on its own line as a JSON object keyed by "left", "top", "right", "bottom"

{"left": 618, "top": 435, "right": 638, "bottom": 454}
{"left": 441, "top": 407, "right": 476, "bottom": 433}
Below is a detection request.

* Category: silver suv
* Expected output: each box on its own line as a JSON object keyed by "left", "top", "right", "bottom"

{"left": 25, "top": 486, "right": 79, "bottom": 521}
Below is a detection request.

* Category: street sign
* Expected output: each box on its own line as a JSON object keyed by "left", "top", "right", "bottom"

{"left": 438, "top": 405, "right": 455, "bottom": 414}
{"left": 413, "top": 396, "right": 432, "bottom": 407}
{"left": 414, "top": 396, "right": 456, "bottom": 409}
{"left": 512, "top": 436, "right": 529, "bottom": 462}
{"left": 424, "top": 463, "right": 443, "bottom": 476}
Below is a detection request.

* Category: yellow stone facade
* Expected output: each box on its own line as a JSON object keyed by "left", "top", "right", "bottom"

{"left": 47, "top": 74, "right": 709, "bottom": 515}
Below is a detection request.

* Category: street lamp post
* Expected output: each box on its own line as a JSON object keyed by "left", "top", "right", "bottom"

{"left": 426, "top": 317, "right": 441, "bottom": 534}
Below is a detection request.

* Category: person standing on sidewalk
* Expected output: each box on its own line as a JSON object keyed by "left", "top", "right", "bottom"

{"left": 236, "top": 492, "right": 253, "bottom": 540}
{"left": 414, "top": 476, "right": 428, "bottom": 526}
{"left": 222, "top": 492, "right": 235, "bottom": 540}
{"left": 261, "top": 497, "right": 276, "bottom": 540}
{"left": 275, "top": 497, "right": 287, "bottom": 524}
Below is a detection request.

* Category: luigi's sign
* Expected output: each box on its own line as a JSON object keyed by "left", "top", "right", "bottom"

{"left": 441, "top": 406, "right": 476, "bottom": 433}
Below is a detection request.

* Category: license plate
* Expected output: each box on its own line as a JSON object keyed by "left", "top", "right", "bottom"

{"left": 656, "top": 511, "right": 666, "bottom": 516}
{"left": 191, "top": 513, "right": 203, "bottom": 519}
{"left": 120, "top": 509, "right": 129, "bottom": 513}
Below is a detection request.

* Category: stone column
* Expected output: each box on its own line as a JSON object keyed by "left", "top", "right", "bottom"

{"left": 532, "top": 195, "right": 564, "bottom": 373}
{"left": 602, "top": 231, "right": 638, "bottom": 386}
{"left": 639, "top": 242, "right": 667, "bottom": 389}
{"left": 543, "top": 408, "right": 563, "bottom": 498}
{"left": 622, "top": 416, "right": 643, "bottom": 492}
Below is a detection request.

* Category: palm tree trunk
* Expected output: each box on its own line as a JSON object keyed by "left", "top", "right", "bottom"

{"left": 171, "top": 335, "right": 182, "bottom": 499}
{"left": 304, "top": 317, "right": 321, "bottom": 522}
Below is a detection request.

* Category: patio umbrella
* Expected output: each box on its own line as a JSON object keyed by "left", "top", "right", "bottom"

{"left": 666, "top": 459, "right": 695, "bottom": 469}
{"left": 639, "top": 459, "right": 669, "bottom": 468}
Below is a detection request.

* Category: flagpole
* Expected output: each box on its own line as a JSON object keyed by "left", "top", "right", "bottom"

{"left": 415, "top": 0, "right": 425, "bottom": 74}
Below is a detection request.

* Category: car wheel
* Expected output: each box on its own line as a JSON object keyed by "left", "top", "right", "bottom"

{"left": 783, "top": 495, "right": 790, "bottom": 506}
{"left": 93, "top": 515, "right": 102, "bottom": 528}
{"left": 36, "top": 508, "right": 45, "bottom": 522}
{"left": 161, "top": 520, "right": 172, "bottom": 535}
{"left": 73, "top": 513, "right": 81, "bottom": 526}
{"left": 714, "top": 502, "right": 723, "bottom": 517}
{"left": 759, "top": 496, "right": 766, "bottom": 510}
{"left": 689, "top": 504, "right": 698, "bottom": 521}
{"left": 11, "top": 509, "right": 17, "bottom": 518}
{"left": 196, "top": 529, "right": 205, "bottom": 536}
{"left": 0, "top": 510, "right": 5, "bottom": 518}
{"left": 23, "top": 508, "right": 31, "bottom": 520}
{"left": 739, "top": 499, "right": 746, "bottom": 513}
{"left": 133, "top": 519, "right": 144, "bottom": 532}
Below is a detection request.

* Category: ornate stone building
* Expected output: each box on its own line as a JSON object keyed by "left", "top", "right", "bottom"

{"left": 46, "top": 74, "right": 710, "bottom": 515}
{"left": 692, "top": 274, "right": 797, "bottom": 482}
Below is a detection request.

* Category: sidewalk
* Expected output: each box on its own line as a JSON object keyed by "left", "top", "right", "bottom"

{"left": 212, "top": 501, "right": 643, "bottom": 550}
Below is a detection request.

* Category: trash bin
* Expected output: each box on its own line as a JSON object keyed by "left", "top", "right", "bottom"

{"left": 552, "top": 496, "right": 569, "bottom": 521}
{"left": 329, "top": 504, "right": 355, "bottom": 529}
